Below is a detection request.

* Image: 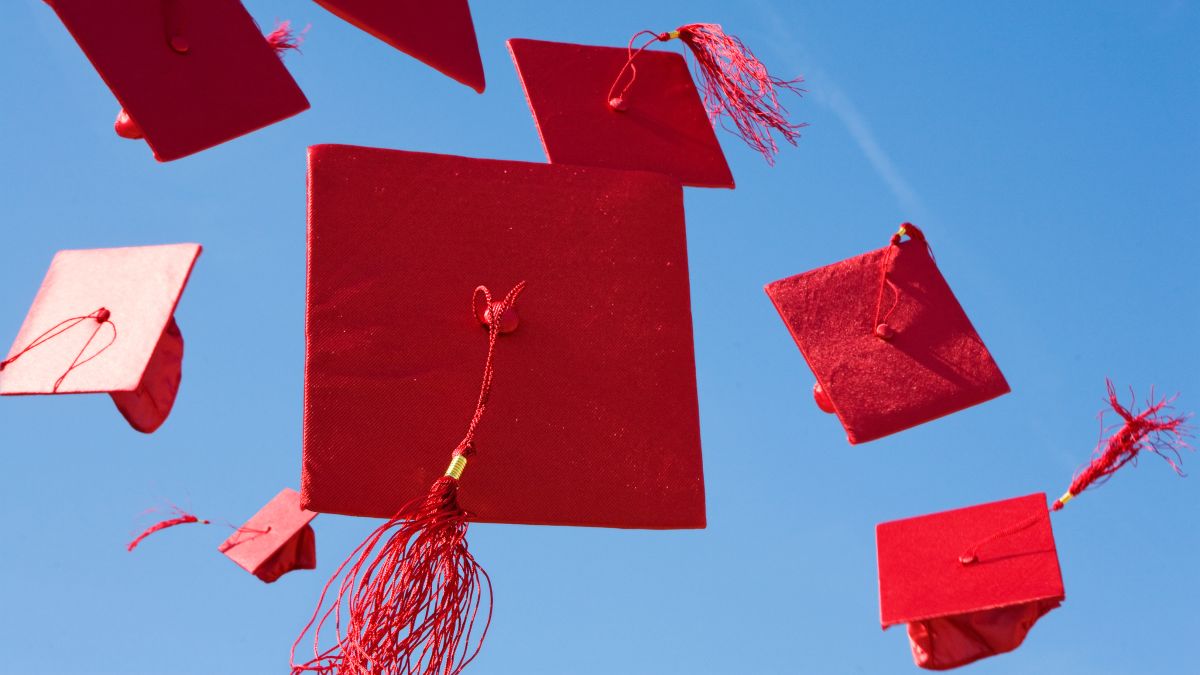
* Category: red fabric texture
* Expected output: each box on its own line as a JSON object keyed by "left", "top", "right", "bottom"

{"left": 876, "top": 493, "right": 1064, "bottom": 670}
{"left": 48, "top": 0, "right": 309, "bottom": 161}
{"left": 0, "top": 244, "right": 201, "bottom": 434}
{"left": 302, "top": 144, "right": 705, "bottom": 529}
{"left": 109, "top": 316, "right": 183, "bottom": 433}
{"left": 219, "top": 488, "right": 318, "bottom": 583}
{"left": 764, "top": 228, "right": 1009, "bottom": 444}
{"left": 508, "top": 38, "right": 734, "bottom": 189}
{"left": 312, "top": 0, "right": 485, "bottom": 92}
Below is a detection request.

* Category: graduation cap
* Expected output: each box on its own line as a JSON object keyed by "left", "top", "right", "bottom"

{"left": 311, "top": 0, "right": 486, "bottom": 92}
{"left": 291, "top": 144, "right": 704, "bottom": 672}
{"left": 509, "top": 24, "right": 805, "bottom": 189}
{"left": 0, "top": 244, "right": 201, "bottom": 433}
{"left": 47, "top": 0, "right": 309, "bottom": 161}
{"left": 219, "top": 488, "right": 318, "bottom": 583}
{"left": 877, "top": 382, "right": 1190, "bottom": 670}
{"left": 764, "top": 224, "right": 1009, "bottom": 444}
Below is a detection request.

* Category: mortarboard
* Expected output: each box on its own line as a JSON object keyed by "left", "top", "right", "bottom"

{"left": 877, "top": 493, "right": 1064, "bottom": 670}
{"left": 46, "top": 0, "right": 309, "bottom": 161}
{"left": 0, "top": 243, "right": 201, "bottom": 433}
{"left": 311, "top": 0, "right": 486, "bottom": 92}
{"left": 876, "top": 383, "right": 1190, "bottom": 670}
{"left": 219, "top": 488, "right": 319, "bottom": 583}
{"left": 509, "top": 25, "right": 805, "bottom": 189}
{"left": 764, "top": 223, "right": 1009, "bottom": 444}
{"left": 292, "top": 144, "right": 704, "bottom": 671}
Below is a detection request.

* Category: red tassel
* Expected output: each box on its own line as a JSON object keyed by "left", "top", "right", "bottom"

{"left": 127, "top": 508, "right": 210, "bottom": 552}
{"left": 266, "top": 20, "right": 305, "bottom": 56}
{"left": 676, "top": 24, "right": 806, "bottom": 162}
{"left": 1051, "top": 381, "right": 1192, "bottom": 510}
{"left": 609, "top": 24, "right": 805, "bottom": 163}
{"left": 292, "top": 283, "right": 525, "bottom": 675}
{"left": 113, "top": 20, "right": 303, "bottom": 140}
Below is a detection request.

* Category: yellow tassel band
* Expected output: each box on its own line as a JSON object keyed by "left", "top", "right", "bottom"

{"left": 445, "top": 455, "right": 468, "bottom": 480}
{"left": 666, "top": 30, "right": 680, "bottom": 39}
{"left": 1057, "top": 491, "right": 1074, "bottom": 506}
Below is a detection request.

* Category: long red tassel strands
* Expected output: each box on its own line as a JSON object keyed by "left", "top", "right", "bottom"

{"left": 960, "top": 381, "right": 1191, "bottom": 564}
{"left": 1050, "top": 380, "right": 1191, "bottom": 510}
{"left": 607, "top": 24, "right": 806, "bottom": 163}
{"left": 292, "top": 282, "right": 526, "bottom": 675}
{"left": 0, "top": 307, "right": 116, "bottom": 391}
{"left": 115, "top": 18, "right": 305, "bottom": 139}
{"left": 127, "top": 506, "right": 210, "bottom": 552}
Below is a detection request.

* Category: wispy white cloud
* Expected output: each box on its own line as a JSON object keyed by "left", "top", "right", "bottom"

{"left": 751, "top": 1, "right": 928, "bottom": 220}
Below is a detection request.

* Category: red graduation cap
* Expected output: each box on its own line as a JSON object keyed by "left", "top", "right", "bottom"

{"left": 764, "top": 224, "right": 1009, "bottom": 444}
{"left": 219, "top": 488, "right": 319, "bottom": 583}
{"left": 292, "top": 144, "right": 703, "bottom": 672}
{"left": 312, "top": 0, "right": 486, "bottom": 92}
{"left": 877, "top": 383, "right": 1190, "bottom": 670}
{"left": 0, "top": 244, "right": 201, "bottom": 433}
{"left": 877, "top": 493, "right": 1064, "bottom": 670}
{"left": 509, "top": 25, "right": 805, "bottom": 189}
{"left": 47, "top": 0, "right": 309, "bottom": 161}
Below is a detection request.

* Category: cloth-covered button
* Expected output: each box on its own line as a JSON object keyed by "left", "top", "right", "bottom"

{"left": 875, "top": 323, "right": 895, "bottom": 340}
{"left": 813, "top": 381, "right": 836, "bottom": 414}
{"left": 484, "top": 304, "right": 519, "bottom": 334}
{"left": 170, "top": 36, "right": 190, "bottom": 54}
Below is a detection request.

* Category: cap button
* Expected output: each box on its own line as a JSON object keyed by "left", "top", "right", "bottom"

{"left": 874, "top": 323, "right": 895, "bottom": 340}
{"left": 608, "top": 97, "right": 628, "bottom": 112}
{"left": 812, "top": 382, "right": 836, "bottom": 414}
{"left": 958, "top": 553, "right": 978, "bottom": 565}
{"left": 114, "top": 110, "right": 144, "bottom": 140}
{"left": 170, "top": 35, "right": 190, "bottom": 54}
{"left": 95, "top": 308, "right": 111, "bottom": 323}
{"left": 484, "top": 303, "right": 519, "bottom": 334}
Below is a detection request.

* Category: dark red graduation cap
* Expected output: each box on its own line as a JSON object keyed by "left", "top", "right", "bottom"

{"left": 877, "top": 383, "right": 1190, "bottom": 670}
{"left": 219, "top": 488, "right": 318, "bottom": 583}
{"left": 47, "top": 0, "right": 309, "bottom": 161}
{"left": 292, "top": 144, "right": 703, "bottom": 672}
{"left": 0, "top": 244, "right": 201, "bottom": 433}
{"left": 509, "top": 25, "right": 805, "bottom": 189}
{"left": 312, "top": 0, "right": 485, "bottom": 92}
{"left": 764, "top": 224, "right": 1009, "bottom": 444}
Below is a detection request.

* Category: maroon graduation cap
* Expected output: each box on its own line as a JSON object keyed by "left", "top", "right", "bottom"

{"left": 877, "top": 382, "right": 1190, "bottom": 670}
{"left": 311, "top": 0, "right": 486, "bottom": 92}
{"left": 0, "top": 244, "right": 201, "bottom": 433}
{"left": 292, "top": 144, "right": 704, "bottom": 672}
{"left": 46, "top": 0, "right": 309, "bottom": 161}
{"left": 509, "top": 24, "right": 805, "bottom": 188}
{"left": 764, "top": 223, "right": 1009, "bottom": 444}
{"left": 219, "top": 488, "right": 318, "bottom": 583}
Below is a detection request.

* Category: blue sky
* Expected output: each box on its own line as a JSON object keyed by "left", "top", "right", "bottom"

{"left": 1, "top": 1, "right": 1197, "bottom": 673}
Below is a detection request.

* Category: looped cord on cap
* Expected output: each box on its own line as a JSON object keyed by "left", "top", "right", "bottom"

{"left": 0, "top": 307, "right": 118, "bottom": 391}
{"left": 607, "top": 24, "right": 806, "bottom": 163}
{"left": 872, "top": 223, "right": 932, "bottom": 340}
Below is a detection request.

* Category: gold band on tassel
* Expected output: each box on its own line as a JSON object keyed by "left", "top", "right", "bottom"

{"left": 1057, "top": 491, "right": 1074, "bottom": 507}
{"left": 897, "top": 225, "right": 908, "bottom": 237}
{"left": 445, "top": 455, "right": 468, "bottom": 480}
{"left": 666, "top": 30, "right": 680, "bottom": 39}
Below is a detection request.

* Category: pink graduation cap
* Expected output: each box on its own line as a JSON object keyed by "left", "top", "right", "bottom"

{"left": 509, "top": 24, "right": 805, "bottom": 188}
{"left": 877, "top": 382, "right": 1191, "bottom": 669}
{"left": 0, "top": 244, "right": 201, "bottom": 433}
{"left": 312, "top": 0, "right": 486, "bottom": 92}
{"left": 765, "top": 224, "right": 1009, "bottom": 444}
{"left": 219, "top": 488, "right": 319, "bottom": 583}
